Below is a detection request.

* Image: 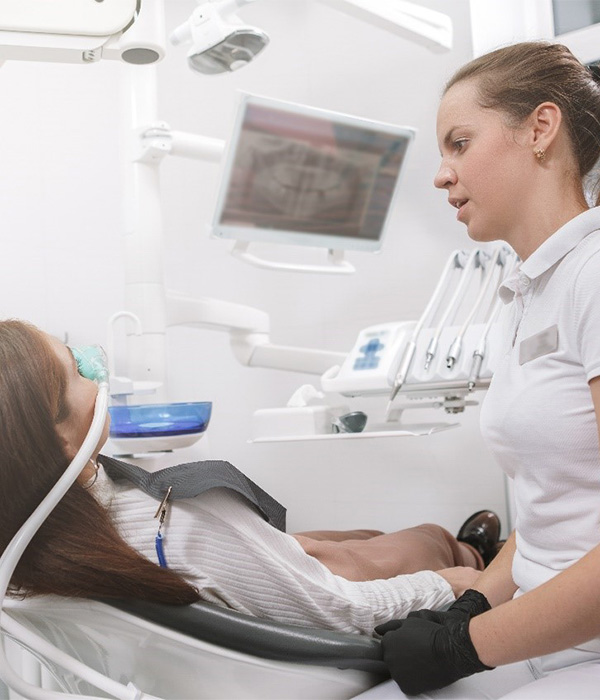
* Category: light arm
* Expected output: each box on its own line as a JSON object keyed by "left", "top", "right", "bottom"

{"left": 166, "top": 293, "right": 346, "bottom": 375}
{"left": 0, "top": 0, "right": 164, "bottom": 65}
{"left": 316, "top": 0, "right": 452, "bottom": 52}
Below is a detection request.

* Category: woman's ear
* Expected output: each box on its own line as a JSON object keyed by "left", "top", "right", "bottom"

{"left": 56, "top": 424, "right": 94, "bottom": 484}
{"left": 55, "top": 421, "right": 77, "bottom": 461}
{"left": 529, "top": 101, "right": 562, "bottom": 151}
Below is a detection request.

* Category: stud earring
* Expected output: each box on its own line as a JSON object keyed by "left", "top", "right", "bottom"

{"left": 534, "top": 148, "right": 546, "bottom": 162}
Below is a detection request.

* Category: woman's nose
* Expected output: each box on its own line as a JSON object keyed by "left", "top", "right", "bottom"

{"left": 434, "top": 162, "right": 456, "bottom": 189}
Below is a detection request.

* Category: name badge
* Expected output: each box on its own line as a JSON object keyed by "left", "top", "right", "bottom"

{"left": 519, "top": 325, "right": 558, "bottom": 365}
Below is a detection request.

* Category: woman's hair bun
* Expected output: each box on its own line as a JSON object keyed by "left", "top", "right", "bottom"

{"left": 588, "top": 61, "right": 600, "bottom": 84}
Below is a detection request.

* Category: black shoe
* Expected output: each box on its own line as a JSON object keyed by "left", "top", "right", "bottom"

{"left": 456, "top": 510, "right": 501, "bottom": 567}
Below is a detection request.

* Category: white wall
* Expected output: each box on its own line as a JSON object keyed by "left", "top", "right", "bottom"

{"left": 469, "top": 0, "right": 554, "bottom": 57}
{"left": 0, "top": 0, "right": 510, "bottom": 536}
{"left": 0, "top": 59, "right": 124, "bottom": 344}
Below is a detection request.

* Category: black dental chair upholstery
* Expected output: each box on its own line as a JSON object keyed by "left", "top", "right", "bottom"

{"left": 105, "top": 598, "right": 387, "bottom": 673}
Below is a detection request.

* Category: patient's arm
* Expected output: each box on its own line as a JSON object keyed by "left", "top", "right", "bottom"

{"left": 436, "top": 566, "right": 481, "bottom": 598}
{"left": 171, "top": 490, "right": 457, "bottom": 635}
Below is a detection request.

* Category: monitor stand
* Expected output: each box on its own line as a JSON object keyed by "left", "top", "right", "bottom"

{"left": 230, "top": 241, "right": 356, "bottom": 275}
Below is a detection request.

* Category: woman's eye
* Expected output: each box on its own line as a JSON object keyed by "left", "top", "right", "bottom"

{"left": 454, "top": 139, "right": 469, "bottom": 152}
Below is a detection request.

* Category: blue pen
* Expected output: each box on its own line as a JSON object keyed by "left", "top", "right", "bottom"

{"left": 154, "top": 486, "right": 173, "bottom": 568}
{"left": 155, "top": 531, "right": 168, "bottom": 568}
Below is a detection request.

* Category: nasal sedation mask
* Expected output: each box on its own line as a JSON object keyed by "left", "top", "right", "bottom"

{"left": 70, "top": 345, "right": 109, "bottom": 383}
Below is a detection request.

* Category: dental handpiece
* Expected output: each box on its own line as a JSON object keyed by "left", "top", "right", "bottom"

{"left": 445, "top": 248, "right": 501, "bottom": 371}
{"left": 467, "top": 304, "right": 499, "bottom": 391}
{"left": 426, "top": 249, "right": 479, "bottom": 370}
{"left": 467, "top": 342, "right": 486, "bottom": 392}
{"left": 466, "top": 250, "right": 517, "bottom": 390}
{"left": 445, "top": 337, "right": 463, "bottom": 371}
{"left": 389, "top": 340, "right": 417, "bottom": 404}
{"left": 423, "top": 251, "right": 469, "bottom": 371}
{"left": 388, "top": 251, "right": 464, "bottom": 408}
{"left": 424, "top": 337, "right": 438, "bottom": 371}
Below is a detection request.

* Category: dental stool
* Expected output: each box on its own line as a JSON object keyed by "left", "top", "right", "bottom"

{"left": 2, "top": 596, "right": 386, "bottom": 699}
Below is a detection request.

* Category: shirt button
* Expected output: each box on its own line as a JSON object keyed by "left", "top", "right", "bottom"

{"left": 520, "top": 275, "right": 531, "bottom": 287}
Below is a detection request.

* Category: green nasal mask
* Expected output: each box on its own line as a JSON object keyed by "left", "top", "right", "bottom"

{"left": 70, "top": 345, "right": 109, "bottom": 383}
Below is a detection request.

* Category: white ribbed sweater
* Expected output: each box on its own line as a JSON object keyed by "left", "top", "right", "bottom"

{"left": 94, "top": 469, "right": 454, "bottom": 636}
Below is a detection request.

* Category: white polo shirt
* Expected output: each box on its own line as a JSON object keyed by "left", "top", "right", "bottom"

{"left": 480, "top": 207, "right": 600, "bottom": 598}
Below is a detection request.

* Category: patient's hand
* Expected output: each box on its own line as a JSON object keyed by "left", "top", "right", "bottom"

{"left": 436, "top": 567, "right": 480, "bottom": 598}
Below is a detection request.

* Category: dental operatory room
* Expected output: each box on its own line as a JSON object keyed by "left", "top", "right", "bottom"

{"left": 2, "top": 0, "right": 600, "bottom": 698}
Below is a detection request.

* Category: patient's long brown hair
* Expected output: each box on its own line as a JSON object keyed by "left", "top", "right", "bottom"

{"left": 0, "top": 319, "right": 200, "bottom": 605}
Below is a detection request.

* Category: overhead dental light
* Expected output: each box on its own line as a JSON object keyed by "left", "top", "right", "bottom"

{"left": 169, "top": 0, "right": 451, "bottom": 77}
{"left": 0, "top": 0, "right": 450, "bottom": 68}
{"left": 169, "top": 0, "right": 268, "bottom": 74}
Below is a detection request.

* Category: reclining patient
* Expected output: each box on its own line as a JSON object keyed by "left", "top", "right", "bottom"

{"left": 0, "top": 319, "right": 498, "bottom": 636}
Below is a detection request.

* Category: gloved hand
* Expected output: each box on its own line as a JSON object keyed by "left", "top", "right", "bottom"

{"left": 375, "top": 589, "right": 491, "bottom": 636}
{"left": 379, "top": 616, "right": 494, "bottom": 696}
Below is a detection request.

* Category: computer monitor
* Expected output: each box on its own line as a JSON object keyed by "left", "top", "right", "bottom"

{"left": 212, "top": 94, "right": 415, "bottom": 253}
{"left": 553, "top": 0, "right": 600, "bottom": 36}
{"left": 551, "top": 0, "right": 600, "bottom": 63}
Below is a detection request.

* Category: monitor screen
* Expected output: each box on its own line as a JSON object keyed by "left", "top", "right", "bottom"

{"left": 212, "top": 94, "right": 415, "bottom": 252}
{"left": 551, "top": 0, "right": 600, "bottom": 64}
{"left": 553, "top": 0, "right": 600, "bottom": 35}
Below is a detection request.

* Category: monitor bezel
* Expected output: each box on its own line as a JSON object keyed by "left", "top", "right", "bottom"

{"left": 551, "top": 0, "right": 600, "bottom": 63}
{"left": 211, "top": 93, "right": 416, "bottom": 253}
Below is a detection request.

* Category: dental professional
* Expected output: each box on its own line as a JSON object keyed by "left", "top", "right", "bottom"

{"left": 0, "top": 319, "right": 498, "bottom": 637}
{"left": 371, "top": 42, "right": 600, "bottom": 698}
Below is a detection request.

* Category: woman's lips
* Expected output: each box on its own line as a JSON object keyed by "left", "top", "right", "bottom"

{"left": 451, "top": 198, "right": 468, "bottom": 221}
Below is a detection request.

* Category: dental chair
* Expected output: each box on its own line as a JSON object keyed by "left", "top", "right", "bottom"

{"left": 2, "top": 596, "right": 386, "bottom": 699}
{"left": 0, "top": 378, "right": 385, "bottom": 700}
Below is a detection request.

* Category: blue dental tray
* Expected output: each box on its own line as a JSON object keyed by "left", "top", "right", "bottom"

{"left": 109, "top": 402, "right": 212, "bottom": 439}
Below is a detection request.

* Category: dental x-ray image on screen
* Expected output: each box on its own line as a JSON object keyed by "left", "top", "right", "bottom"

{"left": 212, "top": 94, "right": 415, "bottom": 252}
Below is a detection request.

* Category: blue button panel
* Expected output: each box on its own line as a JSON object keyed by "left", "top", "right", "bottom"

{"left": 353, "top": 338, "right": 385, "bottom": 371}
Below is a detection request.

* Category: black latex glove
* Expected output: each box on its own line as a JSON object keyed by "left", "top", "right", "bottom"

{"left": 379, "top": 616, "right": 494, "bottom": 696}
{"left": 375, "top": 589, "right": 491, "bottom": 636}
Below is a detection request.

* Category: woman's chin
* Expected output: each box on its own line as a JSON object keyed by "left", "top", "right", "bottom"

{"left": 465, "top": 222, "right": 483, "bottom": 241}
{"left": 466, "top": 225, "right": 500, "bottom": 244}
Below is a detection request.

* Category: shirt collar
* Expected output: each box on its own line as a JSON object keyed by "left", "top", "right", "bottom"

{"left": 519, "top": 207, "right": 600, "bottom": 280}
{"left": 498, "top": 207, "right": 600, "bottom": 304}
